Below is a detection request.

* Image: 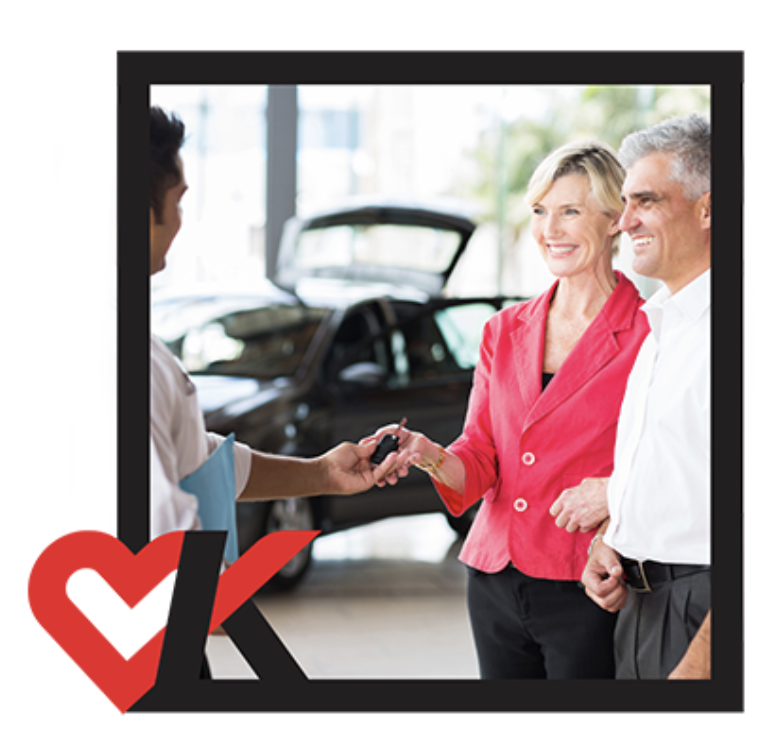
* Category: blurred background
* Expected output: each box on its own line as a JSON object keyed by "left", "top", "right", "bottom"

{"left": 150, "top": 83, "right": 710, "bottom": 679}
{"left": 151, "top": 84, "right": 710, "bottom": 301}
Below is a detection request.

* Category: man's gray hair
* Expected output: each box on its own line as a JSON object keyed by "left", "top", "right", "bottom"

{"left": 619, "top": 113, "right": 711, "bottom": 200}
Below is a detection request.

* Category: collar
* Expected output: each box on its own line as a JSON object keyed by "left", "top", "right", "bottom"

{"left": 510, "top": 271, "right": 643, "bottom": 427}
{"left": 516, "top": 270, "right": 640, "bottom": 333}
{"left": 643, "top": 268, "right": 711, "bottom": 325}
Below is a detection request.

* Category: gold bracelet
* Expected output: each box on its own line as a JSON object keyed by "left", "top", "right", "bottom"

{"left": 415, "top": 445, "right": 447, "bottom": 473}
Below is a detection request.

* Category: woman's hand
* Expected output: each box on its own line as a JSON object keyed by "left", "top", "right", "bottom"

{"left": 317, "top": 440, "right": 411, "bottom": 494}
{"left": 550, "top": 477, "right": 610, "bottom": 533}
{"left": 362, "top": 424, "right": 466, "bottom": 495}
{"left": 360, "top": 424, "right": 434, "bottom": 486}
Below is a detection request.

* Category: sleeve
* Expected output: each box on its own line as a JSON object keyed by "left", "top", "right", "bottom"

{"left": 150, "top": 340, "right": 187, "bottom": 489}
{"left": 150, "top": 438, "right": 200, "bottom": 537}
{"left": 433, "top": 314, "right": 501, "bottom": 515}
{"left": 206, "top": 432, "right": 252, "bottom": 498}
{"left": 150, "top": 336, "right": 204, "bottom": 534}
{"left": 151, "top": 335, "right": 252, "bottom": 507}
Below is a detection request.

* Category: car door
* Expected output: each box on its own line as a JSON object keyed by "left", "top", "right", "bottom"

{"left": 324, "top": 298, "right": 506, "bottom": 528}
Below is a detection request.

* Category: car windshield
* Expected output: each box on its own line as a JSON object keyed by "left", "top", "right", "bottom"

{"left": 155, "top": 300, "right": 328, "bottom": 380}
{"left": 295, "top": 223, "right": 462, "bottom": 274}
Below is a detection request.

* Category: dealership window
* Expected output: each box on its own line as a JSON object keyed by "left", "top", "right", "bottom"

{"left": 150, "top": 85, "right": 269, "bottom": 293}
{"left": 150, "top": 84, "right": 709, "bottom": 301}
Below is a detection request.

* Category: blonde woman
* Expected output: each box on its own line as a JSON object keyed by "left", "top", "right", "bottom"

{"left": 376, "top": 142, "right": 650, "bottom": 678}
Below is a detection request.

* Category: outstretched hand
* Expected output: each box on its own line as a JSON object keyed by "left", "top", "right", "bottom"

{"left": 359, "top": 424, "right": 434, "bottom": 487}
{"left": 319, "top": 440, "right": 414, "bottom": 494}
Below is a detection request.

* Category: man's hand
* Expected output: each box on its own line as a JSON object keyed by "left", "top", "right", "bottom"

{"left": 240, "top": 438, "right": 417, "bottom": 501}
{"left": 668, "top": 611, "right": 711, "bottom": 679}
{"left": 581, "top": 536, "right": 628, "bottom": 613}
{"left": 318, "top": 440, "right": 412, "bottom": 494}
{"left": 359, "top": 425, "right": 435, "bottom": 487}
{"left": 550, "top": 477, "right": 609, "bottom": 533}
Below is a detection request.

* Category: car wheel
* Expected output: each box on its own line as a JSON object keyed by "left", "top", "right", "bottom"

{"left": 262, "top": 498, "right": 316, "bottom": 591}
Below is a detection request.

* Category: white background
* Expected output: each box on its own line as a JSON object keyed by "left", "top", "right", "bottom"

{"left": 3, "top": 2, "right": 771, "bottom": 743}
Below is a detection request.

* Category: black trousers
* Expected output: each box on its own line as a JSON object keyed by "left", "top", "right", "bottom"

{"left": 615, "top": 568, "right": 710, "bottom": 679}
{"left": 466, "top": 564, "right": 617, "bottom": 679}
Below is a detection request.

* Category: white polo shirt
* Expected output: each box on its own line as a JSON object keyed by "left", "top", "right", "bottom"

{"left": 604, "top": 269, "right": 711, "bottom": 565}
{"left": 150, "top": 335, "right": 252, "bottom": 537}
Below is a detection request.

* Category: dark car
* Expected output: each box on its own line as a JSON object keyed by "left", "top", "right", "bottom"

{"left": 152, "top": 198, "right": 524, "bottom": 588}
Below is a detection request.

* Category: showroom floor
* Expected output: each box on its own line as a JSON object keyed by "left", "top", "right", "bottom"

{"left": 205, "top": 514, "right": 479, "bottom": 679}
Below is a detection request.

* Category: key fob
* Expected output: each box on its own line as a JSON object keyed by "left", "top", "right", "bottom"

{"left": 370, "top": 434, "right": 399, "bottom": 465}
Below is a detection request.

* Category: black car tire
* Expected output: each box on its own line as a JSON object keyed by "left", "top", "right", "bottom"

{"left": 261, "top": 498, "right": 316, "bottom": 591}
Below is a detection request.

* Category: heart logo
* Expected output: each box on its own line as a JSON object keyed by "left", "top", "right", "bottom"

{"left": 29, "top": 531, "right": 183, "bottom": 713}
{"left": 66, "top": 568, "right": 178, "bottom": 660}
{"left": 29, "top": 529, "right": 318, "bottom": 712}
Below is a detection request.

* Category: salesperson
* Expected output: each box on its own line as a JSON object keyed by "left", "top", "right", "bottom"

{"left": 150, "top": 105, "right": 403, "bottom": 545}
{"left": 375, "top": 141, "right": 650, "bottom": 678}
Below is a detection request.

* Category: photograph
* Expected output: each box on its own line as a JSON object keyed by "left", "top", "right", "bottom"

{"left": 121, "top": 51, "right": 741, "bottom": 712}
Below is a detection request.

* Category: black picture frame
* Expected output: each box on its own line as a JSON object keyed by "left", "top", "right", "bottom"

{"left": 119, "top": 51, "right": 743, "bottom": 712}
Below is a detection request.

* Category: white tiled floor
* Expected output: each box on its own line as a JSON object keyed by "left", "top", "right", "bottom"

{"left": 206, "top": 514, "right": 479, "bottom": 679}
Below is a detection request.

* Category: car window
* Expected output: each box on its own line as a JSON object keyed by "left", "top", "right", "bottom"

{"left": 296, "top": 223, "right": 462, "bottom": 275}
{"left": 170, "top": 304, "right": 328, "bottom": 379}
{"left": 387, "top": 301, "right": 498, "bottom": 387}
{"left": 433, "top": 303, "right": 496, "bottom": 369}
{"left": 326, "top": 304, "right": 391, "bottom": 381}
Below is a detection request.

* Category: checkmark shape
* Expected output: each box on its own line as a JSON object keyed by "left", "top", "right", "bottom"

{"left": 66, "top": 568, "right": 178, "bottom": 661}
{"left": 29, "top": 531, "right": 184, "bottom": 713}
{"left": 29, "top": 529, "right": 318, "bottom": 712}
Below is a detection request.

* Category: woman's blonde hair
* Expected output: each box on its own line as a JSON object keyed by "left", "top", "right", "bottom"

{"left": 525, "top": 141, "right": 625, "bottom": 255}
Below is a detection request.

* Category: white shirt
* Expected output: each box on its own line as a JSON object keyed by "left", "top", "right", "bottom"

{"left": 604, "top": 269, "right": 711, "bottom": 565}
{"left": 150, "top": 435, "right": 200, "bottom": 536}
{"left": 150, "top": 335, "right": 252, "bottom": 538}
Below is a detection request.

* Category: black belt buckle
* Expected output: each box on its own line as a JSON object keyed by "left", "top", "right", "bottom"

{"left": 624, "top": 559, "right": 653, "bottom": 593}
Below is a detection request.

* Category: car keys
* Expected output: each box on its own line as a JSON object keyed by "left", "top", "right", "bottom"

{"left": 370, "top": 418, "right": 407, "bottom": 465}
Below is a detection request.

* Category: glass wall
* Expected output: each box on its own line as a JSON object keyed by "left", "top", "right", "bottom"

{"left": 150, "top": 85, "right": 268, "bottom": 292}
{"left": 151, "top": 84, "right": 709, "bottom": 299}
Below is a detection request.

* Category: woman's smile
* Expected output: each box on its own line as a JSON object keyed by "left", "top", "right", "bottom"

{"left": 531, "top": 173, "right": 617, "bottom": 281}
{"left": 547, "top": 243, "right": 579, "bottom": 257}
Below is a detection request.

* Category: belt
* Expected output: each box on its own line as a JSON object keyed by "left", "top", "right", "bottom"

{"left": 620, "top": 557, "right": 710, "bottom": 593}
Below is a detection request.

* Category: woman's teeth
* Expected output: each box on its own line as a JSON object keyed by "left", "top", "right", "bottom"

{"left": 549, "top": 245, "right": 576, "bottom": 256}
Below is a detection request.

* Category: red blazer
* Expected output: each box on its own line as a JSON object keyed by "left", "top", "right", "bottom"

{"left": 435, "top": 272, "right": 649, "bottom": 581}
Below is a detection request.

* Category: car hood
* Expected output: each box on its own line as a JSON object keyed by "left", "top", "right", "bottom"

{"left": 191, "top": 375, "right": 286, "bottom": 418}
{"left": 272, "top": 197, "right": 477, "bottom": 298}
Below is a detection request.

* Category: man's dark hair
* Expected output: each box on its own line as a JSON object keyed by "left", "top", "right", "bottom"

{"left": 150, "top": 106, "right": 185, "bottom": 223}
